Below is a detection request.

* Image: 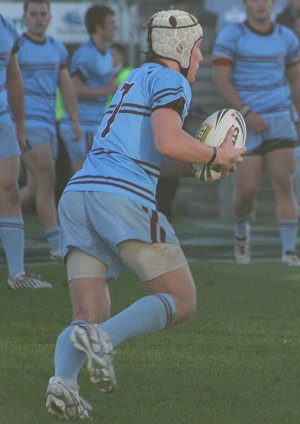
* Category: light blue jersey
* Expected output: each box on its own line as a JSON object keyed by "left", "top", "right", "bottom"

{"left": 61, "top": 39, "right": 113, "bottom": 132}
{"left": 212, "top": 21, "right": 300, "bottom": 117}
{"left": 18, "top": 34, "right": 68, "bottom": 133}
{"left": 64, "top": 62, "right": 191, "bottom": 209}
{"left": 0, "top": 15, "right": 20, "bottom": 126}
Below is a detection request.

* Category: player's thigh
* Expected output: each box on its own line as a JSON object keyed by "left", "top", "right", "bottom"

{"left": 67, "top": 247, "right": 110, "bottom": 323}
{"left": 265, "top": 148, "right": 296, "bottom": 185}
{"left": 0, "top": 156, "right": 20, "bottom": 189}
{"left": 23, "top": 143, "right": 55, "bottom": 178}
{"left": 0, "top": 157, "right": 20, "bottom": 213}
{"left": 119, "top": 240, "right": 196, "bottom": 322}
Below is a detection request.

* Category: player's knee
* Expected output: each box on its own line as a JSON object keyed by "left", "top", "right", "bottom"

{"left": 238, "top": 185, "right": 256, "bottom": 201}
{"left": 175, "top": 291, "right": 197, "bottom": 323}
{"left": 0, "top": 179, "right": 18, "bottom": 194}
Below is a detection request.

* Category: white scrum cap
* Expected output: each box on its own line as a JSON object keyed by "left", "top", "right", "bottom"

{"left": 147, "top": 9, "right": 203, "bottom": 70}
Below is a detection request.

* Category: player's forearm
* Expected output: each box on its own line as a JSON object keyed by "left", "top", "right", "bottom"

{"left": 213, "top": 76, "right": 244, "bottom": 110}
{"left": 290, "top": 81, "right": 300, "bottom": 118}
{"left": 7, "top": 75, "right": 25, "bottom": 127}
{"left": 152, "top": 109, "right": 228, "bottom": 166}
{"left": 75, "top": 85, "right": 108, "bottom": 100}
{"left": 156, "top": 129, "right": 216, "bottom": 163}
{"left": 63, "top": 90, "right": 79, "bottom": 123}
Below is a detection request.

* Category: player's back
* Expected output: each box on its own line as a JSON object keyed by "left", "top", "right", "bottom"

{"left": 65, "top": 62, "right": 191, "bottom": 208}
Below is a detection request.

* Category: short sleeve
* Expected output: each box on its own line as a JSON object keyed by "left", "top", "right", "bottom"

{"left": 212, "top": 23, "right": 242, "bottom": 60}
{"left": 70, "top": 47, "right": 91, "bottom": 79}
{"left": 57, "top": 40, "right": 68, "bottom": 69}
{"left": 282, "top": 26, "right": 300, "bottom": 64}
{"left": 3, "top": 16, "right": 20, "bottom": 54}
{"left": 150, "top": 69, "right": 191, "bottom": 120}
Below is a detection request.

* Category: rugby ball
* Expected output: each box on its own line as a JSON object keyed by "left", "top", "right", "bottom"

{"left": 192, "top": 108, "right": 246, "bottom": 181}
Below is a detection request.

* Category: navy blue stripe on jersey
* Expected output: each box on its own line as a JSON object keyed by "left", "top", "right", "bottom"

{"left": 0, "top": 15, "right": 6, "bottom": 28}
{"left": 106, "top": 102, "right": 152, "bottom": 113}
{"left": 91, "top": 148, "right": 116, "bottom": 155}
{"left": 86, "top": 73, "right": 112, "bottom": 82}
{"left": 91, "top": 148, "right": 160, "bottom": 176}
{"left": 236, "top": 23, "right": 246, "bottom": 36}
{"left": 68, "top": 174, "right": 154, "bottom": 195}
{"left": 154, "top": 86, "right": 184, "bottom": 98}
{"left": 80, "top": 99, "right": 107, "bottom": 106}
{"left": 235, "top": 81, "right": 286, "bottom": 91}
{"left": 235, "top": 55, "right": 286, "bottom": 64}
{"left": 133, "top": 158, "right": 160, "bottom": 173}
{"left": 25, "top": 89, "right": 55, "bottom": 99}
{"left": 117, "top": 109, "right": 151, "bottom": 117}
{"left": 75, "top": 119, "right": 99, "bottom": 126}
{"left": 26, "top": 115, "right": 55, "bottom": 125}
{"left": 20, "top": 63, "right": 58, "bottom": 70}
{"left": 153, "top": 87, "right": 187, "bottom": 103}
{"left": 212, "top": 43, "right": 235, "bottom": 57}
{"left": 67, "top": 177, "right": 156, "bottom": 205}
{"left": 105, "top": 104, "right": 152, "bottom": 118}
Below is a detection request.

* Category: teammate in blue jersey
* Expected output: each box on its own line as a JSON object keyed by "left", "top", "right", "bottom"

{"left": 0, "top": 14, "right": 51, "bottom": 289}
{"left": 46, "top": 9, "right": 246, "bottom": 420}
{"left": 60, "top": 5, "right": 117, "bottom": 173}
{"left": 19, "top": 0, "right": 81, "bottom": 261}
{"left": 212, "top": 0, "right": 300, "bottom": 266}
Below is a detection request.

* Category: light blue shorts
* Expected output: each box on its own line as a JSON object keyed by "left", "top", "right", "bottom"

{"left": 246, "top": 113, "right": 297, "bottom": 154}
{"left": 0, "top": 123, "right": 20, "bottom": 159}
{"left": 25, "top": 127, "right": 58, "bottom": 159}
{"left": 60, "top": 128, "right": 96, "bottom": 161}
{"left": 58, "top": 191, "right": 180, "bottom": 281}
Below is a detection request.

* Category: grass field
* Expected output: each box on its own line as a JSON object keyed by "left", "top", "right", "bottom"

{"left": 1, "top": 260, "right": 300, "bottom": 424}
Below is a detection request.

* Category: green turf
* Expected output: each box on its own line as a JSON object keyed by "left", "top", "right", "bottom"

{"left": 1, "top": 261, "right": 300, "bottom": 424}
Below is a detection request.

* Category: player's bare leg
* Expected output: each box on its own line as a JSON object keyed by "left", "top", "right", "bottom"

{"left": 232, "top": 155, "right": 262, "bottom": 264}
{"left": 266, "top": 148, "right": 300, "bottom": 265}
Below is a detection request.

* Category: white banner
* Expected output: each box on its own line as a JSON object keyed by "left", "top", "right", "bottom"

{"left": 0, "top": 1, "right": 131, "bottom": 44}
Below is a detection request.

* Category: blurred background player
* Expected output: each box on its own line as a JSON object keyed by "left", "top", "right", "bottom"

{"left": 106, "top": 42, "right": 132, "bottom": 106}
{"left": 212, "top": 0, "right": 300, "bottom": 265}
{"left": 277, "top": 0, "right": 300, "bottom": 25}
{"left": 60, "top": 4, "right": 117, "bottom": 173}
{"left": 277, "top": 0, "right": 300, "bottom": 214}
{"left": 111, "top": 43, "right": 132, "bottom": 86}
{"left": 0, "top": 14, "right": 51, "bottom": 289}
{"left": 18, "top": 0, "right": 81, "bottom": 261}
{"left": 45, "top": 9, "right": 246, "bottom": 420}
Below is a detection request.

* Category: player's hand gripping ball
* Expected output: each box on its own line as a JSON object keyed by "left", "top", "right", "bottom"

{"left": 192, "top": 108, "right": 246, "bottom": 181}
